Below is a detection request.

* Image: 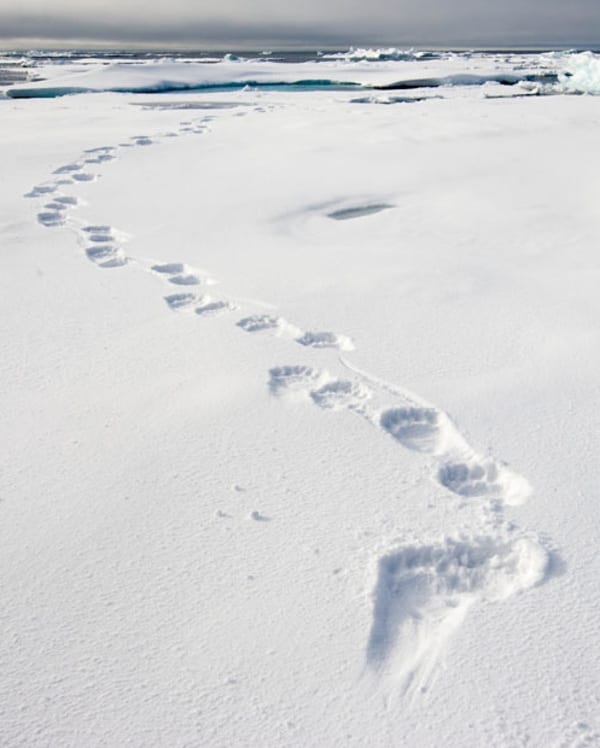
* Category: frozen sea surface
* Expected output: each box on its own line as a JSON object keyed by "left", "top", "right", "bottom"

{"left": 3, "top": 48, "right": 600, "bottom": 97}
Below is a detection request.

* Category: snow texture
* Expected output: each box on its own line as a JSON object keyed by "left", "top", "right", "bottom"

{"left": 0, "top": 49, "right": 597, "bottom": 747}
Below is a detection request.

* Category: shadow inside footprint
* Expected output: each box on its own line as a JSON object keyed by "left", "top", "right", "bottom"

{"left": 195, "top": 301, "right": 232, "bottom": 316}
{"left": 83, "top": 225, "right": 111, "bottom": 233}
{"left": 380, "top": 407, "right": 441, "bottom": 453}
{"left": 169, "top": 274, "right": 202, "bottom": 286}
{"left": 296, "top": 331, "right": 354, "bottom": 351}
{"left": 164, "top": 293, "right": 197, "bottom": 310}
{"left": 152, "top": 263, "right": 186, "bottom": 274}
{"left": 88, "top": 234, "right": 113, "bottom": 243}
{"left": 237, "top": 315, "right": 280, "bottom": 332}
{"left": 310, "top": 379, "right": 371, "bottom": 411}
{"left": 437, "top": 460, "right": 502, "bottom": 498}
{"left": 37, "top": 211, "right": 64, "bottom": 227}
{"left": 268, "top": 365, "right": 324, "bottom": 396}
{"left": 85, "top": 245, "right": 126, "bottom": 268}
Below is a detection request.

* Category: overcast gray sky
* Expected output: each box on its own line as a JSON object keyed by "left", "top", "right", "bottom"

{"left": 1, "top": 0, "right": 599, "bottom": 49}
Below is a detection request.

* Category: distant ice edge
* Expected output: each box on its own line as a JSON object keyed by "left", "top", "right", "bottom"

{"left": 7, "top": 51, "right": 600, "bottom": 98}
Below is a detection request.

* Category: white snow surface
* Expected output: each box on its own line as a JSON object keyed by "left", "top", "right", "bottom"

{"left": 1, "top": 54, "right": 600, "bottom": 746}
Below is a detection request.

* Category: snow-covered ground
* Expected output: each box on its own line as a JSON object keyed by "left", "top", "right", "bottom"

{"left": 1, "top": 52, "right": 600, "bottom": 746}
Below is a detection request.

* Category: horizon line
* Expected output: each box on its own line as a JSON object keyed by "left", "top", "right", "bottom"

{"left": 2, "top": 41, "right": 600, "bottom": 53}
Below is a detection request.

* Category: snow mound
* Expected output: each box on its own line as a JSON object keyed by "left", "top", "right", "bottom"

{"left": 558, "top": 51, "right": 600, "bottom": 94}
{"left": 323, "top": 47, "right": 443, "bottom": 62}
